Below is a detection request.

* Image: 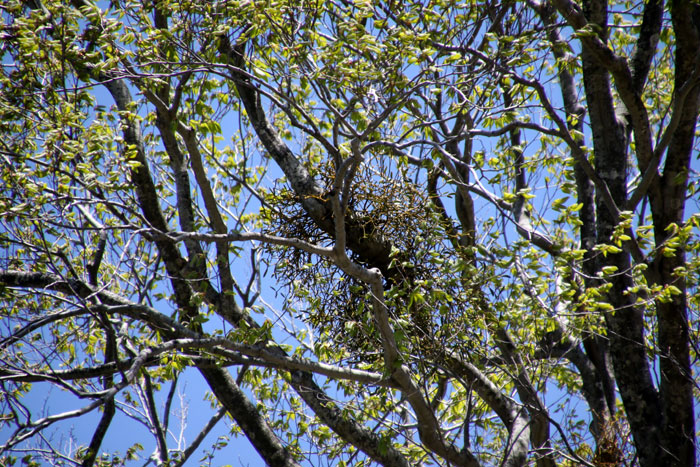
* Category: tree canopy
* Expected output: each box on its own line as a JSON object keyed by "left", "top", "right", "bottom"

{"left": 1, "top": 0, "right": 699, "bottom": 466}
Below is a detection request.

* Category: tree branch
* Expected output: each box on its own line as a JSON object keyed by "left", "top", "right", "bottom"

{"left": 446, "top": 354, "right": 530, "bottom": 467}
{"left": 550, "top": 0, "right": 655, "bottom": 181}
{"left": 172, "top": 406, "right": 226, "bottom": 467}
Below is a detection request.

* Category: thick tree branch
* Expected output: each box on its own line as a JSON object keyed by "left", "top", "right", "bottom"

{"left": 648, "top": 4, "right": 700, "bottom": 466}
{"left": 80, "top": 393, "right": 115, "bottom": 467}
{"left": 551, "top": 0, "right": 655, "bottom": 182}
{"left": 550, "top": 3, "right": 667, "bottom": 466}
{"left": 100, "top": 78, "right": 198, "bottom": 320}
{"left": 99, "top": 69, "right": 301, "bottom": 465}
{"left": 629, "top": 0, "right": 663, "bottom": 94}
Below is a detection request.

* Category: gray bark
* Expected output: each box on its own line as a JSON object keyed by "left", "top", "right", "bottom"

{"left": 579, "top": 2, "right": 665, "bottom": 463}
{"left": 552, "top": 0, "right": 698, "bottom": 465}
{"left": 649, "top": 3, "right": 699, "bottom": 465}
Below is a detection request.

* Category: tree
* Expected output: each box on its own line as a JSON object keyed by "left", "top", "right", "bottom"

{"left": 1, "top": 0, "right": 698, "bottom": 465}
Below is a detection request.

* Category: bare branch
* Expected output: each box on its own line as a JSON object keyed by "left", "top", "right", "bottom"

{"left": 172, "top": 406, "right": 226, "bottom": 467}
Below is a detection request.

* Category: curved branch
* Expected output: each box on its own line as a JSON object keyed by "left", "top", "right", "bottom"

{"left": 172, "top": 406, "right": 226, "bottom": 467}
{"left": 446, "top": 354, "right": 530, "bottom": 467}
{"left": 0, "top": 308, "right": 86, "bottom": 350}
{"left": 1, "top": 271, "right": 396, "bottom": 389}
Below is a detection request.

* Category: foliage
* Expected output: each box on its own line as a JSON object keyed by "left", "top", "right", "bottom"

{"left": 1, "top": 0, "right": 698, "bottom": 466}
